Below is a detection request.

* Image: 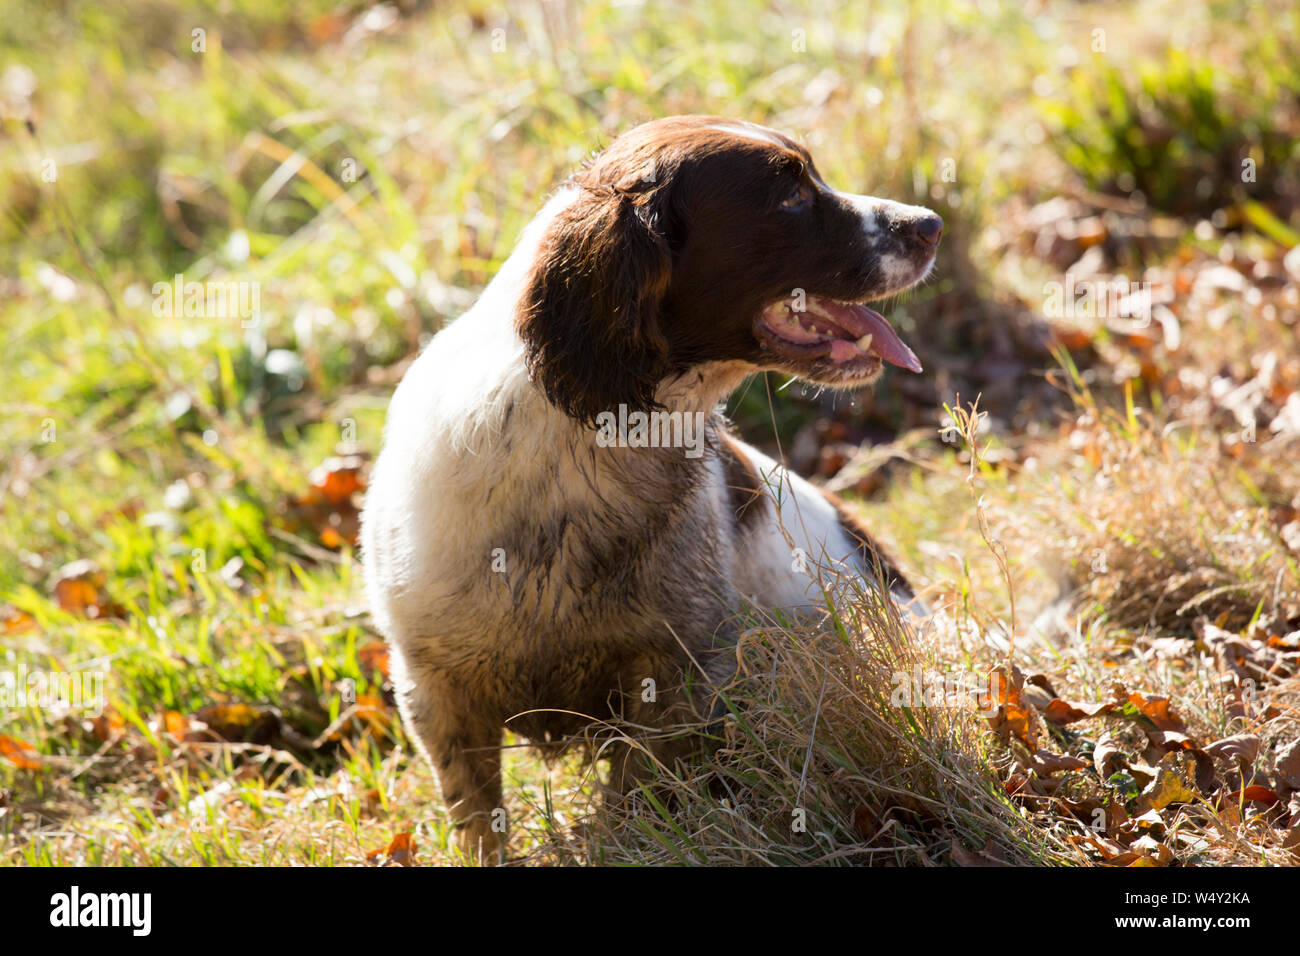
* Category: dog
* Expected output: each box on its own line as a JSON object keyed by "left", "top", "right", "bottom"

{"left": 360, "top": 116, "right": 941, "bottom": 858}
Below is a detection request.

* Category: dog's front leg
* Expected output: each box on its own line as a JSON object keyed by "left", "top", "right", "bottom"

{"left": 394, "top": 655, "right": 504, "bottom": 863}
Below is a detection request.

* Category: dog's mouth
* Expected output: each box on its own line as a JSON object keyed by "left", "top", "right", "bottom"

{"left": 753, "top": 296, "right": 923, "bottom": 377}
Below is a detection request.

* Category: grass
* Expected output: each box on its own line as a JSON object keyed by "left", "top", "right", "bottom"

{"left": 2, "top": 0, "right": 1299, "bottom": 866}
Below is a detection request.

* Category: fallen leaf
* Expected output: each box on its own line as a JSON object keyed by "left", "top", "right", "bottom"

{"left": 160, "top": 710, "right": 188, "bottom": 738}
{"left": 1141, "top": 761, "right": 1198, "bottom": 811}
{"left": 1129, "top": 835, "right": 1174, "bottom": 866}
{"left": 1232, "top": 785, "right": 1281, "bottom": 806}
{"left": 852, "top": 804, "right": 878, "bottom": 841}
{"left": 1, "top": 606, "right": 36, "bottom": 634}
{"left": 1094, "top": 735, "right": 1128, "bottom": 777}
{"left": 385, "top": 831, "right": 416, "bottom": 865}
{"left": 0, "top": 735, "right": 42, "bottom": 770}
{"left": 981, "top": 665, "right": 1038, "bottom": 750}
{"left": 1275, "top": 739, "right": 1300, "bottom": 790}
{"left": 1125, "top": 691, "right": 1187, "bottom": 733}
{"left": 368, "top": 830, "right": 417, "bottom": 866}
{"left": 309, "top": 456, "right": 367, "bottom": 507}
{"left": 1203, "top": 734, "right": 1260, "bottom": 767}
{"left": 190, "top": 702, "right": 281, "bottom": 743}
{"left": 1132, "top": 809, "right": 1167, "bottom": 835}
{"left": 1031, "top": 749, "right": 1091, "bottom": 774}
{"left": 91, "top": 707, "right": 125, "bottom": 742}
{"left": 358, "top": 641, "right": 391, "bottom": 680}
{"left": 354, "top": 694, "right": 392, "bottom": 738}
{"left": 1043, "top": 697, "right": 1113, "bottom": 725}
{"left": 951, "top": 837, "right": 1008, "bottom": 867}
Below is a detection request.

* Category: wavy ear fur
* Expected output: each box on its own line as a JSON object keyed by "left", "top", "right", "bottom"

{"left": 517, "top": 182, "right": 672, "bottom": 426}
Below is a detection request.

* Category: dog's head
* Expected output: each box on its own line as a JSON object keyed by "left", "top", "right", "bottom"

{"left": 517, "top": 115, "right": 941, "bottom": 424}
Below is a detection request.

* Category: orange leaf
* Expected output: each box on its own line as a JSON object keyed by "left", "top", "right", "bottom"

{"left": 1043, "top": 698, "right": 1112, "bottom": 725}
{"left": 1237, "top": 785, "right": 1280, "bottom": 805}
{"left": 355, "top": 694, "right": 392, "bottom": 737}
{"left": 358, "top": 642, "right": 391, "bottom": 679}
{"left": 2, "top": 607, "right": 36, "bottom": 634}
{"left": 386, "top": 831, "right": 416, "bottom": 865}
{"left": 92, "top": 707, "right": 126, "bottom": 742}
{"left": 54, "top": 577, "right": 100, "bottom": 614}
{"left": 368, "top": 830, "right": 416, "bottom": 866}
{"left": 162, "top": 710, "right": 188, "bottom": 738}
{"left": 1126, "top": 692, "right": 1186, "bottom": 733}
{"left": 980, "top": 666, "right": 1038, "bottom": 750}
{"left": 309, "top": 456, "right": 366, "bottom": 506}
{"left": 0, "top": 734, "right": 42, "bottom": 770}
{"left": 51, "top": 560, "right": 123, "bottom": 619}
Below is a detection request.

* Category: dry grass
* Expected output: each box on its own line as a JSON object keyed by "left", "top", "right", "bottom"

{"left": 522, "top": 578, "right": 1077, "bottom": 866}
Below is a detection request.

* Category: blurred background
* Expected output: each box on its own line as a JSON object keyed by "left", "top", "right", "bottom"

{"left": 1, "top": 0, "right": 1298, "bottom": 866}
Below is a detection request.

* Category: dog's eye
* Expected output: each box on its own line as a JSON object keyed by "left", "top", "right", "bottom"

{"left": 781, "top": 182, "right": 813, "bottom": 209}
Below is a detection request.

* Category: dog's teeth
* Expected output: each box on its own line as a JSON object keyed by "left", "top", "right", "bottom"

{"left": 856, "top": 334, "right": 874, "bottom": 351}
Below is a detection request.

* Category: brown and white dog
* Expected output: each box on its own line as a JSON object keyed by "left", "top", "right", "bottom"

{"left": 360, "top": 116, "right": 941, "bottom": 858}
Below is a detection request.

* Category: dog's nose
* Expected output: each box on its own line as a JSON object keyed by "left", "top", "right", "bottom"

{"left": 913, "top": 214, "right": 943, "bottom": 246}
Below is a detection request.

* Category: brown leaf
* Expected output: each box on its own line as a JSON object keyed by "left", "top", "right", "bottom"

{"left": 1203, "top": 734, "right": 1260, "bottom": 767}
{"left": 1043, "top": 697, "right": 1112, "bottom": 725}
{"left": 51, "top": 559, "right": 124, "bottom": 619}
{"left": 1025, "top": 673, "right": 1060, "bottom": 698}
{"left": 385, "top": 831, "right": 416, "bottom": 865}
{"left": 1275, "top": 739, "right": 1300, "bottom": 790}
{"left": 1031, "top": 749, "right": 1091, "bottom": 774}
{"left": 950, "top": 837, "right": 1007, "bottom": 867}
{"left": 981, "top": 666, "right": 1038, "bottom": 750}
{"left": 1282, "top": 823, "right": 1300, "bottom": 864}
{"left": 368, "top": 830, "right": 417, "bottom": 866}
{"left": 91, "top": 707, "right": 125, "bottom": 742}
{"left": 354, "top": 694, "right": 392, "bottom": 738}
{"left": 1094, "top": 734, "right": 1128, "bottom": 777}
{"left": 1068, "top": 832, "right": 1132, "bottom": 861}
{"left": 0, "top": 734, "right": 41, "bottom": 770}
{"left": 1131, "top": 809, "right": 1167, "bottom": 835}
{"left": 1129, "top": 835, "right": 1174, "bottom": 866}
{"left": 852, "top": 804, "right": 879, "bottom": 841}
{"left": 1143, "top": 728, "right": 1198, "bottom": 754}
{"left": 1126, "top": 691, "right": 1187, "bottom": 733}
{"left": 358, "top": 641, "right": 391, "bottom": 680}
{"left": 1235, "top": 785, "right": 1281, "bottom": 806}
{"left": 190, "top": 702, "right": 280, "bottom": 743}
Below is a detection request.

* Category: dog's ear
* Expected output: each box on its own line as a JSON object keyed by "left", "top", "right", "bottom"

{"left": 517, "top": 176, "right": 673, "bottom": 426}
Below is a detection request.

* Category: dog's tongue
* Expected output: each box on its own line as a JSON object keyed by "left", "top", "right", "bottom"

{"left": 811, "top": 299, "right": 923, "bottom": 373}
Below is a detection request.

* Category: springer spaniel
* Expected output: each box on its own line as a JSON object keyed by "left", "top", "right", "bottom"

{"left": 360, "top": 116, "right": 941, "bottom": 858}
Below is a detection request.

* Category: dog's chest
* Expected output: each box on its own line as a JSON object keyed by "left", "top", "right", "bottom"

{"left": 477, "top": 441, "right": 739, "bottom": 635}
